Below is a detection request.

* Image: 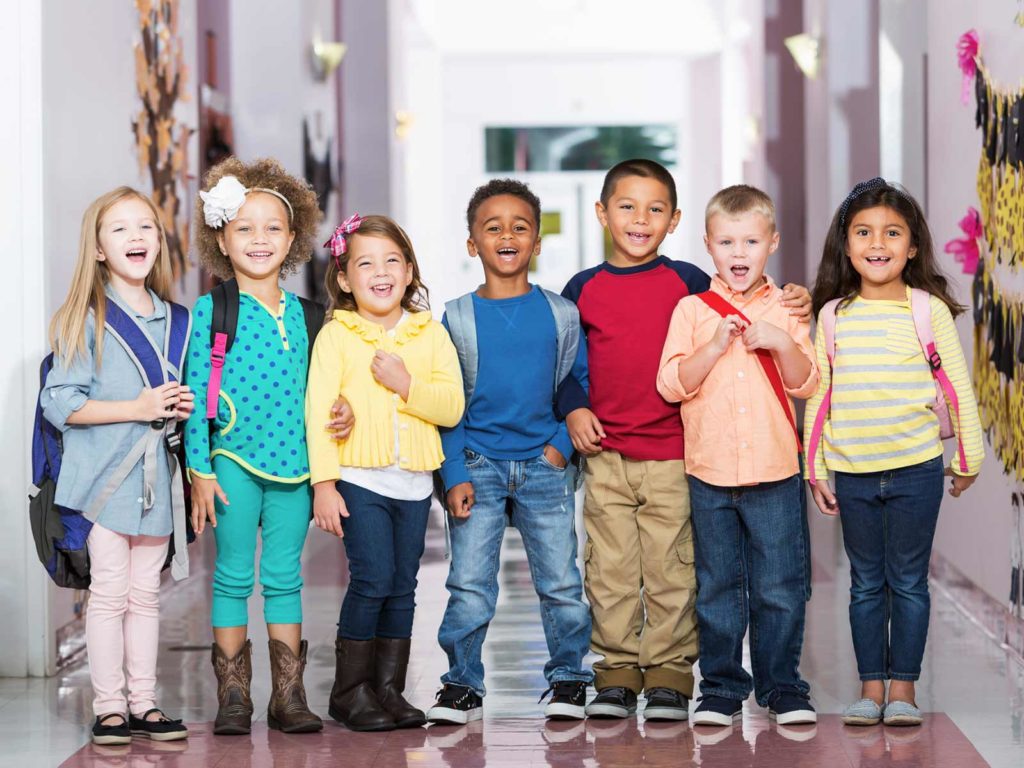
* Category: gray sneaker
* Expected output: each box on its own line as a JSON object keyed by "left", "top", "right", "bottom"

{"left": 642, "top": 688, "right": 689, "bottom": 721}
{"left": 585, "top": 687, "right": 637, "bottom": 719}
{"left": 883, "top": 700, "right": 922, "bottom": 726}
{"left": 842, "top": 698, "right": 883, "bottom": 726}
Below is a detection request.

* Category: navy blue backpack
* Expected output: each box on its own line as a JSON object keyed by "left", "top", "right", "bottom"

{"left": 29, "top": 298, "right": 192, "bottom": 588}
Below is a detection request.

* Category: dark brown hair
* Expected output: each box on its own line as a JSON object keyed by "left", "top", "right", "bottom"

{"left": 811, "top": 182, "right": 965, "bottom": 317}
{"left": 466, "top": 178, "right": 541, "bottom": 232}
{"left": 194, "top": 157, "right": 321, "bottom": 280}
{"left": 600, "top": 158, "right": 678, "bottom": 211}
{"left": 324, "top": 215, "right": 429, "bottom": 317}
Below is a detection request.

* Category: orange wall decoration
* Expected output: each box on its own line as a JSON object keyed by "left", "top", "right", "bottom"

{"left": 132, "top": 0, "right": 194, "bottom": 279}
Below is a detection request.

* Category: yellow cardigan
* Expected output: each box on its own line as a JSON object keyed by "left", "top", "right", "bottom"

{"left": 305, "top": 310, "right": 464, "bottom": 484}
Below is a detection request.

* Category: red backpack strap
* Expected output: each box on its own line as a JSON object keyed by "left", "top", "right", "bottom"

{"left": 695, "top": 291, "right": 802, "bottom": 452}
{"left": 806, "top": 299, "right": 840, "bottom": 485}
{"left": 909, "top": 288, "right": 968, "bottom": 473}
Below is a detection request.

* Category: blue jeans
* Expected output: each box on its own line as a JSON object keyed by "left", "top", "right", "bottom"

{"left": 336, "top": 481, "right": 431, "bottom": 640}
{"left": 438, "top": 450, "right": 593, "bottom": 696}
{"left": 834, "top": 455, "right": 944, "bottom": 681}
{"left": 689, "top": 474, "right": 810, "bottom": 707}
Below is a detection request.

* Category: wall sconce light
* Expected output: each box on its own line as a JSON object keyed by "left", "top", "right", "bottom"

{"left": 784, "top": 33, "right": 822, "bottom": 79}
{"left": 312, "top": 36, "right": 347, "bottom": 81}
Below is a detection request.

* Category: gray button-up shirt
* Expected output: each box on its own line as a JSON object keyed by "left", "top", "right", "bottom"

{"left": 42, "top": 287, "right": 174, "bottom": 537}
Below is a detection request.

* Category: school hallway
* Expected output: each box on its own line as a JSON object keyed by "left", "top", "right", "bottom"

{"left": 0, "top": 502, "right": 1017, "bottom": 768}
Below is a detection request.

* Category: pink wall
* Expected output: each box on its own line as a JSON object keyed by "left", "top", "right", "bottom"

{"left": 926, "top": 1, "right": 1024, "bottom": 602}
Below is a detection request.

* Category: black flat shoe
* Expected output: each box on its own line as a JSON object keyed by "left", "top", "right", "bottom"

{"left": 128, "top": 708, "right": 189, "bottom": 741}
{"left": 92, "top": 713, "right": 131, "bottom": 745}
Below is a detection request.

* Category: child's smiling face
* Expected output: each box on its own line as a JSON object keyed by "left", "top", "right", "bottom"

{"left": 704, "top": 210, "right": 780, "bottom": 297}
{"left": 338, "top": 233, "right": 412, "bottom": 327}
{"left": 96, "top": 196, "right": 161, "bottom": 287}
{"left": 217, "top": 192, "right": 295, "bottom": 282}
{"left": 467, "top": 194, "right": 541, "bottom": 279}
{"left": 845, "top": 205, "right": 917, "bottom": 300}
{"left": 596, "top": 175, "right": 681, "bottom": 267}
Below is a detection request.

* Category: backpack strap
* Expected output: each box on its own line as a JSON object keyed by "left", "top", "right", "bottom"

{"left": 297, "top": 296, "right": 325, "bottom": 365}
{"left": 104, "top": 300, "right": 169, "bottom": 389}
{"left": 541, "top": 288, "right": 580, "bottom": 389}
{"left": 444, "top": 294, "right": 478, "bottom": 404}
{"left": 909, "top": 288, "right": 968, "bottom": 474}
{"left": 164, "top": 301, "right": 192, "bottom": 381}
{"left": 206, "top": 279, "right": 240, "bottom": 419}
{"left": 696, "top": 291, "right": 802, "bottom": 452}
{"left": 806, "top": 299, "right": 840, "bottom": 485}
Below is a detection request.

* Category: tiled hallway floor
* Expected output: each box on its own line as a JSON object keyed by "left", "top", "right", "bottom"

{"left": 2, "top": 506, "right": 1021, "bottom": 766}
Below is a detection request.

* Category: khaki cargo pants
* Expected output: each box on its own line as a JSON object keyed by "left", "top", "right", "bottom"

{"left": 582, "top": 450, "right": 699, "bottom": 695}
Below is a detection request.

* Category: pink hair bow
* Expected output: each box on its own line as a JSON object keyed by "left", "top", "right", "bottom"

{"left": 956, "top": 29, "right": 979, "bottom": 106}
{"left": 943, "top": 206, "right": 982, "bottom": 275}
{"left": 324, "top": 213, "right": 364, "bottom": 267}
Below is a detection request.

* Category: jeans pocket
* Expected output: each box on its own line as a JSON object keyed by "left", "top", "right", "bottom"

{"left": 538, "top": 453, "right": 568, "bottom": 472}
{"left": 464, "top": 449, "right": 486, "bottom": 469}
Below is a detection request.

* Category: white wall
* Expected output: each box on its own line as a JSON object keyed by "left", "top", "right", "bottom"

{"left": 925, "top": 0, "right": 1024, "bottom": 601}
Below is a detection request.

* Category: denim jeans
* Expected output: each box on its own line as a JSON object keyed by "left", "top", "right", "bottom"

{"left": 834, "top": 455, "right": 944, "bottom": 681}
{"left": 438, "top": 450, "right": 593, "bottom": 696}
{"left": 689, "top": 474, "right": 810, "bottom": 707}
{"left": 336, "top": 480, "right": 431, "bottom": 640}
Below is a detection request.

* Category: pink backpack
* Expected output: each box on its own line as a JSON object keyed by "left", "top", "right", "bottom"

{"left": 806, "top": 288, "right": 967, "bottom": 485}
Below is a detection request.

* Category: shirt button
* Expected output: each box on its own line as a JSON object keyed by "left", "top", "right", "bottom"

{"left": 741, "top": 442, "right": 749, "bottom": 449}
{"left": 400, "top": 424, "right": 408, "bottom": 431}
{"left": 739, "top": 407, "right": 747, "bottom": 414}
{"left": 392, "top": 394, "right": 399, "bottom": 401}
{"left": 137, "top": 497, "right": 144, "bottom": 504}
{"left": 737, "top": 371, "right": 745, "bottom": 379}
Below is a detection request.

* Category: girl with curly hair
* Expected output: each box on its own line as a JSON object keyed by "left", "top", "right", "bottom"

{"left": 184, "top": 157, "right": 324, "bottom": 735}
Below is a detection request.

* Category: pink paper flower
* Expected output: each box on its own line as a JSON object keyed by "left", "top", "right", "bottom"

{"left": 944, "top": 206, "right": 982, "bottom": 274}
{"left": 957, "top": 29, "right": 979, "bottom": 106}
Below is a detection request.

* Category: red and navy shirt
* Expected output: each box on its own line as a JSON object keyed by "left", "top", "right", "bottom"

{"left": 558, "top": 256, "right": 710, "bottom": 461}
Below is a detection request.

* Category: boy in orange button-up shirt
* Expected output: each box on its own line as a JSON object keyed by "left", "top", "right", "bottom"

{"left": 656, "top": 185, "right": 819, "bottom": 728}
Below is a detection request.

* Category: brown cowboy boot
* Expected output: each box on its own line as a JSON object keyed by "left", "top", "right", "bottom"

{"left": 267, "top": 639, "right": 323, "bottom": 733}
{"left": 373, "top": 637, "right": 426, "bottom": 728}
{"left": 328, "top": 638, "right": 396, "bottom": 731}
{"left": 211, "top": 640, "right": 254, "bottom": 735}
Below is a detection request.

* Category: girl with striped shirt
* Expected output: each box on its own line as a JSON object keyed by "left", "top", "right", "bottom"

{"left": 805, "top": 179, "right": 983, "bottom": 728}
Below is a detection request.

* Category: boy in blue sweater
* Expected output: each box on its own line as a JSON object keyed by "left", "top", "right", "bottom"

{"left": 427, "top": 179, "right": 593, "bottom": 724}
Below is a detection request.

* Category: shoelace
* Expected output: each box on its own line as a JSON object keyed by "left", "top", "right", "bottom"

{"left": 537, "top": 681, "right": 584, "bottom": 704}
{"left": 646, "top": 687, "right": 684, "bottom": 704}
{"left": 435, "top": 685, "right": 473, "bottom": 707}
{"left": 595, "top": 686, "right": 631, "bottom": 704}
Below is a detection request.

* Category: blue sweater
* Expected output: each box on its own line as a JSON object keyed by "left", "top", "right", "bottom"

{"left": 439, "top": 286, "right": 588, "bottom": 489}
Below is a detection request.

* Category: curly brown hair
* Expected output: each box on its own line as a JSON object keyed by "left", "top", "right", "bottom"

{"left": 193, "top": 156, "right": 322, "bottom": 280}
{"left": 324, "top": 215, "right": 430, "bottom": 318}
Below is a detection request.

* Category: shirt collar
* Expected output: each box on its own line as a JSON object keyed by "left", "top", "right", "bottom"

{"left": 105, "top": 283, "right": 166, "bottom": 320}
{"left": 710, "top": 273, "right": 776, "bottom": 306}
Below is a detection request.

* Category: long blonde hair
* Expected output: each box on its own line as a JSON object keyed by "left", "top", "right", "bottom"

{"left": 50, "top": 187, "right": 174, "bottom": 365}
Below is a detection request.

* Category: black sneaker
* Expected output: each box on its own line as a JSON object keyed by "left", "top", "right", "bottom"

{"left": 691, "top": 695, "right": 743, "bottom": 726}
{"left": 92, "top": 713, "right": 131, "bottom": 745}
{"left": 768, "top": 692, "right": 817, "bottom": 725}
{"left": 426, "top": 684, "right": 483, "bottom": 725}
{"left": 539, "top": 680, "right": 587, "bottom": 720}
{"left": 584, "top": 686, "right": 637, "bottom": 719}
{"left": 642, "top": 687, "right": 689, "bottom": 721}
{"left": 128, "top": 708, "right": 189, "bottom": 741}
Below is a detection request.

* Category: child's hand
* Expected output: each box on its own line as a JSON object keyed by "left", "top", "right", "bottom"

{"left": 566, "top": 408, "right": 605, "bottom": 455}
{"left": 371, "top": 351, "right": 411, "bottom": 400}
{"left": 543, "top": 444, "right": 568, "bottom": 468}
{"left": 446, "top": 482, "right": 475, "bottom": 519}
{"left": 712, "top": 315, "right": 747, "bottom": 354}
{"left": 742, "top": 320, "right": 790, "bottom": 353}
{"left": 945, "top": 468, "right": 978, "bottom": 498}
{"left": 781, "top": 283, "right": 812, "bottom": 322}
{"left": 313, "top": 481, "right": 349, "bottom": 537}
{"left": 135, "top": 382, "right": 180, "bottom": 421}
{"left": 327, "top": 395, "right": 355, "bottom": 440}
{"left": 190, "top": 475, "right": 228, "bottom": 534}
{"left": 174, "top": 384, "right": 195, "bottom": 421}
{"left": 810, "top": 479, "right": 839, "bottom": 516}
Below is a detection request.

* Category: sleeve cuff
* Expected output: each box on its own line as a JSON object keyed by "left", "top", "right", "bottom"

{"left": 440, "top": 460, "right": 469, "bottom": 491}
{"left": 658, "top": 356, "right": 699, "bottom": 402}
{"left": 785, "top": 363, "right": 819, "bottom": 400}
{"left": 41, "top": 388, "right": 88, "bottom": 431}
{"left": 549, "top": 432, "right": 575, "bottom": 465}
{"left": 187, "top": 468, "right": 217, "bottom": 482}
{"left": 554, "top": 377, "right": 590, "bottom": 420}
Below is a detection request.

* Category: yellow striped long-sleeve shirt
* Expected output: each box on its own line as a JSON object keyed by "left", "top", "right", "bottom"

{"left": 804, "top": 289, "right": 984, "bottom": 480}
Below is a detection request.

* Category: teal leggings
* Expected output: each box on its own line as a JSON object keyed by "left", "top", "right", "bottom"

{"left": 211, "top": 456, "right": 312, "bottom": 627}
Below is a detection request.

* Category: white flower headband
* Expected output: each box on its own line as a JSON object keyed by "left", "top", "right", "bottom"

{"left": 199, "top": 175, "right": 295, "bottom": 229}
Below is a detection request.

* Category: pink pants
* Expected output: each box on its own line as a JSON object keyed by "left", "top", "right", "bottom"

{"left": 85, "top": 522, "right": 169, "bottom": 717}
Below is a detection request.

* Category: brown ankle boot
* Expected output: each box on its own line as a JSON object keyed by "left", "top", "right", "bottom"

{"left": 373, "top": 637, "right": 425, "bottom": 728}
{"left": 211, "top": 640, "right": 254, "bottom": 735}
{"left": 267, "top": 639, "right": 323, "bottom": 733}
{"left": 328, "top": 638, "right": 396, "bottom": 731}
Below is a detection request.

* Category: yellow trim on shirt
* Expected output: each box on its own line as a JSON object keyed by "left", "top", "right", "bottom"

{"left": 210, "top": 449, "right": 311, "bottom": 484}
{"left": 218, "top": 391, "right": 237, "bottom": 436}
{"left": 240, "top": 290, "right": 291, "bottom": 351}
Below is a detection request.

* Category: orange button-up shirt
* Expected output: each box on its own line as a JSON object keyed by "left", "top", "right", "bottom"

{"left": 656, "top": 275, "right": 818, "bottom": 487}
